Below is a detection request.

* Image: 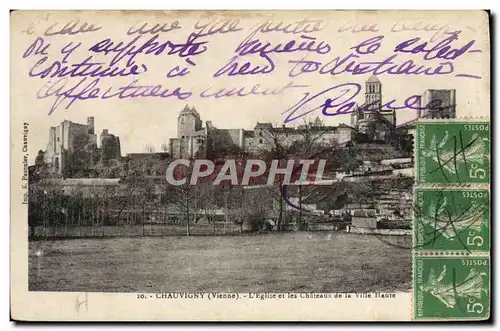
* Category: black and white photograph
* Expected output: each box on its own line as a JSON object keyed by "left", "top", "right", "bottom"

{"left": 27, "top": 75, "right": 456, "bottom": 293}
{"left": 9, "top": 9, "right": 490, "bottom": 321}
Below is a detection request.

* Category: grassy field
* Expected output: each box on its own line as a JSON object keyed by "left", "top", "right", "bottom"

{"left": 30, "top": 223, "right": 242, "bottom": 238}
{"left": 29, "top": 232, "right": 411, "bottom": 293}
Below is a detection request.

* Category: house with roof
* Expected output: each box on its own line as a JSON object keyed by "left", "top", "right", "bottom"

{"left": 168, "top": 106, "right": 356, "bottom": 158}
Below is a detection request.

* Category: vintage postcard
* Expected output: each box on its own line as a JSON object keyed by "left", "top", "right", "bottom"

{"left": 10, "top": 10, "right": 491, "bottom": 321}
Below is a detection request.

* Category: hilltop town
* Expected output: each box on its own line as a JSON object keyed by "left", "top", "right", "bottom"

{"left": 29, "top": 76, "right": 456, "bottom": 237}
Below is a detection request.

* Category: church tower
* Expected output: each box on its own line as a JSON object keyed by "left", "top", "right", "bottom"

{"left": 177, "top": 105, "right": 202, "bottom": 139}
{"left": 365, "top": 75, "right": 382, "bottom": 111}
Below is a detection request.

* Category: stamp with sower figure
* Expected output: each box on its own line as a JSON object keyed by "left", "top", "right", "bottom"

{"left": 414, "top": 256, "right": 490, "bottom": 320}
{"left": 413, "top": 187, "right": 489, "bottom": 253}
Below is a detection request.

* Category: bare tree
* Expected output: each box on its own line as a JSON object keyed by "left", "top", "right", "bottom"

{"left": 240, "top": 187, "right": 274, "bottom": 231}
{"left": 287, "top": 119, "right": 335, "bottom": 229}
{"left": 250, "top": 120, "right": 333, "bottom": 231}
{"left": 144, "top": 144, "right": 156, "bottom": 154}
{"left": 228, "top": 186, "right": 246, "bottom": 233}
{"left": 197, "top": 183, "right": 223, "bottom": 234}
{"left": 164, "top": 163, "right": 204, "bottom": 236}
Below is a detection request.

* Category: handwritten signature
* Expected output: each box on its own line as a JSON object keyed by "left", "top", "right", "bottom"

{"left": 282, "top": 82, "right": 444, "bottom": 123}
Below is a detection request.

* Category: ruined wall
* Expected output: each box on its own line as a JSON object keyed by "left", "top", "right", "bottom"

{"left": 420, "top": 89, "right": 456, "bottom": 119}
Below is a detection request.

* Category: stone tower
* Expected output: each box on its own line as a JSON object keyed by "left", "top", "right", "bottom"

{"left": 365, "top": 75, "right": 382, "bottom": 111}
{"left": 419, "top": 89, "right": 456, "bottom": 119}
{"left": 177, "top": 105, "right": 202, "bottom": 138}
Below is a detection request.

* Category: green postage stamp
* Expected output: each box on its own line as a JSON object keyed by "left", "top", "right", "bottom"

{"left": 414, "top": 187, "right": 490, "bottom": 253}
{"left": 414, "top": 256, "right": 490, "bottom": 320}
{"left": 416, "top": 122, "right": 490, "bottom": 184}
{"left": 414, "top": 120, "right": 491, "bottom": 321}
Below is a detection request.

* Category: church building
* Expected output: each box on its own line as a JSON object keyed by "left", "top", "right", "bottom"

{"left": 350, "top": 75, "right": 396, "bottom": 141}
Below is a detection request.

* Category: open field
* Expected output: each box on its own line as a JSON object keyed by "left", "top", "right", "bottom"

{"left": 29, "top": 232, "right": 411, "bottom": 293}
{"left": 29, "top": 223, "right": 242, "bottom": 238}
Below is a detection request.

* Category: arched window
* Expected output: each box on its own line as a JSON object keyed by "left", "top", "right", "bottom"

{"left": 180, "top": 117, "right": 186, "bottom": 124}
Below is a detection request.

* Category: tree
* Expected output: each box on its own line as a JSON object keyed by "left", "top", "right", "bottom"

{"left": 312, "top": 116, "right": 323, "bottom": 127}
{"left": 35, "top": 150, "right": 45, "bottom": 167}
{"left": 28, "top": 184, "right": 45, "bottom": 238}
{"left": 163, "top": 163, "right": 203, "bottom": 236}
{"left": 250, "top": 124, "right": 295, "bottom": 231}
{"left": 93, "top": 159, "right": 124, "bottom": 178}
{"left": 197, "top": 183, "right": 224, "bottom": 234}
{"left": 30, "top": 150, "right": 49, "bottom": 183}
{"left": 347, "top": 180, "right": 380, "bottom": 209}
{"left": 278, "top": 120, "right": 335, "bottom": 230}
{"left": 389, "top": 128, "right": 414, "bottom": 157}
{"left": 207, "top": 140, "right": 244, "bottom": 159}
{"left": 241, "top": 187, "right": 273, "bottom": 231}
{"left": 328, "top": 144, "right": 364, "bottom": 173}
{"left": 227, "top": 186, "right": 246, "bottom": 233}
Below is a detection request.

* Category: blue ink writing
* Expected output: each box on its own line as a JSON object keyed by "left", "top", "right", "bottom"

{"left": 213, "top": 55, "right": 275, "bottom": 77}
{"left": 29, "top": 56, "right": 147, "bottom": 78}
{"left": 286, "top": 34, "right": 480, "bottom": 79}
{"left": 394, "top": 31, "right": 475, "bottom": 61}
{"left": 338, "top": 21, "right": 380, "bottom": 33}
{"left": 236, "top": 34, "right": 331, "bottom": 57}
{"left": 89, "top": 33, "right": 208, "bottom": 67}
{"left": 166, "top": 65, "right": 190, "bottom": 78}
{"left": 215, "top": 35, "right": 331, "bottom": 77}
{"left": 282, "top": 83, "right": 361, "bottom": 123}
{"left": 44, "top": 19, "right": 101, "bottom": 37}
{"left": 60, "top": 41, "right": 81, "bottom": 63}
{"left": 350, "top": 36, "right": 384, "bottom": 55}
{"left": 282, "top": 82, "right": 446, "bottom": 123}
{"left": 200, "top": 81, "right": 309, "bottom": 99}
{"left": 236, "top": 19, "right": 326, "bottom": 52}
{"left": 193, "top": 18, "right": 242, "bottom": 38}
{"left": 127, "top": 21, "right": 182, "bottom": 35}
{"left": 23, "top": 37, "right": 50, "bottom": 58}
{"left": 37, "top": 77, "right": 191, "bottom": 115}
{"left": 287, "top": 54, "right": 454, "bottom": 78}
{"left": 390, "top": 19, "right": 458, "bottom": 42}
